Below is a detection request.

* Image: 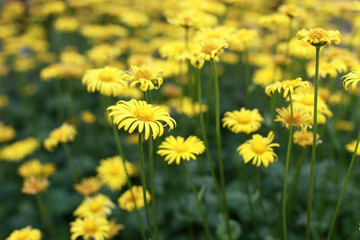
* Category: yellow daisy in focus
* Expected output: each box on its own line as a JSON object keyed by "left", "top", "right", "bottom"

{"left": 275, "top": 106, "right": 312, "bottom": 129}
{"left": 118, "top": 186, "right": 151, "bottom": 212}
{"left": 193, "top": 38, "right": 228, "bottom": 61}
{"left": 74, "top": 177, "right": 103, "bottom": 196}
{"left": 6, "top": 226, "right": 41, "bottom": 240}
{"left": 237, "top": 131, "right": 280, "bottom": 167}
{"left": 70, "top": 216, "right": 110, "bottom": 240}
{"left": 157, "top": 136, "right": 205, "bottom": 165}
{"left": 346, "top": 140, "right": 360, "bottom": 156}
{"left": 74, "top": 194, "right": 115, "bottom": 218}
{"left": 222, "top": 108, "right": 264, "bottom": 134}
{"left": 293, "top": 129, "right": 320, "bottom": 148}
{"left": 0, "top": 137, "right": 40, "bottom": 162}
{"left": 0, "top": 122, "right": 15, "bottom": 142}
{"left": 297, "top": 28, "right": 341, "bottom": 47}
{"left": 44, "top": 123, "right": 77, "bottom": 152}
{"left": 122, "top": 65, "right": 163, "bottom": 92}
{"left": 21, "top": 176, "right": 49, "bottom": 195}
{"left": 108, "top": 99, "right": 176, "bottom": 140}
{"left": 265, "top": 77, "right": 311, "bottom": 98}
{"left": 342, "top": 70, "right": 360, "bottom": 91}
{"left": 96, "top": 156, "right": 137, "bottom": 191}
{"left": 82, "top": 66, "right": 127, "bottom": 97}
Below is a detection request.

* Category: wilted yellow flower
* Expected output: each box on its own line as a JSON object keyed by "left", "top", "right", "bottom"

{"left": 44, "top": 123, "right": 77, "bottom": 152}
{"left": 293, "top": 129, "right": 320, "bottom": 148}
{"left": 6, "top": 226, "right": 41, "bottom": 240}
{"left": 297, "top": 28, "right": 341, "bottom": 47}
{"left": 74, "top": 177, "right": 103, "bottom": 196}
{"left": 81, "top": 111, "right": 96, "bottom": 124}
{"left": 265, "top": 77, "right": 311, "bottom": 98}
{"left": 18, "top": 159, "right": 56, "bottom": 179}
{"left": 122, "top": 65, "right": 163, "bottom": 92}
{"left": 22, "top": 176, "right": 49, "bottom": 195}
{"left": 222, "top": 108, "right": 264, "bottom": 134}
{"left": 275, "top": 106, "right": 312, "bottom": 129}
{"left": 74, "top": 194, "right": 115, "bottom": 218}
{"left": 118, "top": 186, "right": 151, "bottom": 212}
{"left": 0, "top": 122, "right": 15, "bottom": 142}
{"left": 0, "top": 138, "right": 40, "bottom": 162}
{"left": 70, "top": 216, "right": 110, "bottom": 240}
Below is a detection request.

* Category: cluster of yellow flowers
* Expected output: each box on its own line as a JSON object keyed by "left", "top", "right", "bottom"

{"left": 43, "top": 123, "right": 77, "bottom": 152}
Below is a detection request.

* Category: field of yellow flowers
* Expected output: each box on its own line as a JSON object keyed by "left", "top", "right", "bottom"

{"left": 2, "top": 0, "right": 360, "bottom": 239}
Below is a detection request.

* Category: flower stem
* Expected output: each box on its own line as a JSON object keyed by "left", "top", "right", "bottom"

{"left": 62, "top": 143, "right": 78, "bottom": 182}
{"left": 306, "top": 46, "right": 321, "bottom": 240}
{"left": 138, "top": 134, "right": 154, "bottom": 239}
{"left": 327, "top": 130, "right": 360, "bottom": 240}
{"left": 256, "top": 168, "right": 269, "bottom": 225}
{"left": 112, "top": 124, "right": 146, "bottom": 240}
{"left": 182, "top": 161, "right": 213, "bottom": 240}
{"left": 211, "top": 59, "right": 233, "bottom": 240}
{"left": 36, "top": 194, "right": 59, "bottom": 240}
{"left": 282, "top": 92, "right": 294, "bottom": 240}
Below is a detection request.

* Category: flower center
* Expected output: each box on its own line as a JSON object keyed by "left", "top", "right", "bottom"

{"left": 236, "top": 112, "right": 252, "bottom": 124}
{"left": 109, "top": 166, "right": 121, "bottom": 176}
{"left": 301, "top": 96, "right": 314, "bottom": 106}
{"left": 174, "top": 143, "right": 188, "bottom": 153}
{"left": 284, "top": 112, "right": 301, "bottom": 125}
{"left": 251, "top": 141, "right": 267, "bottom": 154}
{"left": 98, "top": 70, "right": 115, "bottom": 82}
{"left": 134, "top": 106, "right": 154, "bottom": 122}
{"left": 133, "top": 69, "right": 152, "bottom": 81}
{"left": 201, "top": 42, "right": 218, "bottom": 55}
{"left": 89, "top": 201, "right": 103, "bottom": 213}
{"left": 17, "top": 232, "right": 29, "bottom": 240}
{"left": 308, "top": 28, "right": 328, "bottom": 42}
{"left": 84, "top": 220, "right": 98, "bottom": 234}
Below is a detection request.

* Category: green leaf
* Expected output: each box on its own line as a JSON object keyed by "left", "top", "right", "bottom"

{"left": 216, "top": 215, "right": 242, "bottom": 240}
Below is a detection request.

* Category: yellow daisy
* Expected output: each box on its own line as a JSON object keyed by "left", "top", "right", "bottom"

{"left": 74, "top": 177, "right": 103, "bottom": 196}
{"left": 0, "top": 137, "right": 40, "bottom": 162}
{"left": 192, "top": 38, "right": 228, "bottom": 61}
{"left": 118, "top": 186, "right": 151, "bottom": 212}
{"left": 122, "top": 65, "right": 163, "bottom": 92}
{"left": 265, "top": 77, "right": 311, "bottom": 98}
{"left": 44, "top": 123, "right": 77, "bottom": 152}
{"left": 74, "top": 194, "right": 115, "bottom": 218}
{"left": 70, "top": 216, "right": 110, "bottom": 240}
{"left": 346, "top": 140, "right": 360, "bottom": 156}
{"left": 107, "top": 99, "right": 176, "bottom": 140}
{"left": 297, "top": 28, "right": 341, "bottom": 47}
{"left": 81, "top": 111, "right": 96, "bottom": 124}
{"left": 108, "top": 219, "right": 124, "bottom": 238}
{"left": 18, "top": 159, "right": 56, "bottom": 179}
{"left": 222, "top": 108, "right": 264, "bottom": 134}
{"left": 6, "top": 226, "right": 41, "bottom": 240}
{"left": 342, "top": 70, "right": 360, "bottom": 91}
{"left": 293, "top": 129, "right": 320, "bottom": 148}
{"left": 21, "top": 176, "right": 49, "bottom": 195}
{"left": 275, "top": 106, "right": 312, "bottom": 129}
{"left": 237, "top": 131, "right": 280, "bottom": 167}
{"left": 157, "top": 136, "right": 205, "bottom": 165}
{"left": 0, "top": 122, "right": 15, "bottom": 142}
{"left": 96, "top": 156, "right": 137, "bottom": 191}
{"left": 82, "top": 66, "right": 127, "bottom": 97}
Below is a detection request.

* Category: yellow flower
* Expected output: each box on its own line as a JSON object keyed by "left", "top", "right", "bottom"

{"left": 108, "top": 219, "right": 124, "bottom": 238}
{"left": 335, "top": 120, "right": 355, "bottom": 132}
{"left": 74, "top": 194, "right": 115, "bottom": 218}
{"left": 96, "top": 156, "right": 137, "bottom": 191}
{"left": 118, "top": 186, "right": 151, "bottom": 212}
{"left": 44, "top": 123, "right": 77, "bottom": 152}
{"left": 122, "top": 65, "right": 163, "bottom": 92}
{"left": 306, "top": 59, "right": 347, "bottom": 79}
{"left": 157, "top": 136, "right": 205, "bottom": 165}
{"left": 166, "top": 9, "right": 217, "bottom": 29}
{"left": 119, "top": 10, "right": 149, "bottom": 28}
{"left": 237, "top": 131, "right": 280, "bottom": 167}
{"left": 288, "top": 38, "right": 314, "bottom": 59}
{"left": 21, "top": 176, "right": 49, "bottom": 195}
{"left": 278, "top": 4, "right": 303, "bottom": 18}
{"left": 293, "top": 129, "right": 320, "bottom": 148}
{"left": 265, "top": 77, "right": 311, "bottom": 98}
{"left": 74, "top": 177, "right": 103, "bottom": 196}
{"left": 159, "top": 41, "right": 189, "bottom": 62}
{"left": 70, "top": 216, "right": 110, "bottom": 240}
{"left": 346, "top": 140, "right": 360, "bottom": 155}
{"left": 342, "top": 70, "right": 360, "bottom": 91}
{"left": 18, "top": 159, "right": 56, "bottom": 179}
{"left": 297, "top": 28, "right": 341, "bottom": 47}
{"left": 168, "top": 97, "right": 208, "bottom": 117}
{"left": 0, "top": 138, "right": 40, "bottom": 162}
{"left": 252, "top": 66, "right": 282, "bottom": 87}
{"left": 82, "top": 66, "right": 127, "bottom": 97}
{"left": 275, "top": 106, "right": 312, "bottom": 129}
{"left": 86, "top": 44, "right": 121, "bottom": 67}
{"left": 0, "top": 122, "right": 15, "bottom": 142}
{"left": 6, "top": 226, "right": 41, "bottom": 240}
{"left": 81, "top": 111, "right": 96, "bottom": 124}
{"left": 193, "top": 38, "right": 228, "bottom": 61}
{"left": 194, "top": 26, "right": 236, "bottom": 42}
{"left": 54, "top": 16, "right": 79, "bottom": 32}
{"left": 222, "top": 108, "right": 264, "bottom": 134}
{"left": 107, "top": 99, "right": 176, "bottom": 140}
{"left": 228, "top": 28, "right": 258, "bottom": 52}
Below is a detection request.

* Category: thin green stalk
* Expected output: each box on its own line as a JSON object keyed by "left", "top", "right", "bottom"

{"left": 36, "top": 194, "right": 59, "bottom": 240}
{"left": 327, "top": 130, "right": 360, "bottom": 240}
{"left": 282, "top": 93, "right": 294, "bottom": 240}
{"left": 138, "top": 134, "right": 154, "bottom": 239}
{"left": 112, "top": 124, "right": 146, "bottom": 240}
{"left": 55, "top": 78, "right": 64, "bottom": 123}
{"left": 244, "top": 51, "right": 251, "bottom": 106}
{"left": 306, "top": 46, "right": 321, "bottom": 240}
{"left": 256, "top": 168, "right": 269, "bottom": 225}
{"left": 196, "top": 68, "right": 223, "bottom": 210}
{"left": 182, "top": 161, "right": 213, "bottom": 240}
{"left": 211, "top": 59, "right": 233, "bottom": 240}
{"left": 62, "top": 143, "right": 78, "bottom": 182}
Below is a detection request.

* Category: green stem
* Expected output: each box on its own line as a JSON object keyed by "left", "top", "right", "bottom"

{"left": 256, "top": 168, "right": 269, "bottom": 225}
{"left": 327, "top": 130, "right": 360, "bottom": 240}
{"left": 55, "top": 78, "right": 64, "bottom": 123}
{"left": 36, "top": 194, "right": 59, "bottom": 240}
{"left": 182, "top": 161, "right": 213, "bottom": 240}
{"left": 244, "top": 50, "right": 251, "bottom": 107}
{"left": 282, "top": 93, "right": 294, "bottom": 240}
{"left": 62, "top": 143, "right": 78, "bottom": 182}
{"left": 112, "top": 124, "right": 146, "bottom": 240}
{"left": 138, "top": 134, "right": 154, "bottom": 239}
{"left": 211, "top": 59, "right": 233, "bottom": 240}
{"left": 306, "top": 46, "right": 321, "bottom": 240}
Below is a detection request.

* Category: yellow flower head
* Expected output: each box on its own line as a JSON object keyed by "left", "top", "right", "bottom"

{"left": 74, "top": 194, "right": 115, "bottom": 218}
{"left": 6, "top": 226, "right": 41, "bottom": 240}
{"left": 222, "top": 108, "right": 264, "bottom": 134}
{"left": 159, "top": 41, "right": 189, "bottom": 62}
{"left": 168, "top": 97, "right": 208, "bottom": 117}
{"left": 192, "top": 38, "right": 228, "bottom": 61}
{"left": 70, "top": 216, "right": 110, "bottom": 240}
{"left": 108, "top": 219, "right": 124, "bottom": 238}
{"left": 108, "top": 100, "right": 176, "bottom": 140}
{"left": 44, "top": 123, "right": 77, "bottom": 152}
{"left": 0, "top": 138, "right": 40, "bottom": 162}
{"left": 54, "top": 16, "right": 79, "bottom": 32}
{"left": 123, "top": 65, "right": 163, "bottom": 92}
{"left": 74, "top": 177, "right": 103, "bottom": 196}
{"left": 157, "top": 136, "right": 205, "bottom": 165}
{"left": 237, "top": 131, "right": 280, "bottom": 167}
{"left": 265, "top": 77, "right": 311, "bottom": 98}
{"left": 81, "top": 111, "right": 96, "bottom": 124}
{"left": 96, "top": 156, "right": 136, "bottom": 191}
{"left": 166, "top": 9, "right": 217, "bottom": 29}
{"left": 228, "top": 28, "right": 258, "bottom": 52}
{"left": 275, "top": 106, "right": 312, "bottom": 129}
{"left": 297, "top": 28, "right": 341, "bottom": 47}
{"left": 342, "top": 70, "right": 360, "bottom": 91}
{"left": 0, "top": 122, "right": 15, "bottom": 142}
{"left": 21, "top": 176, "right": 49, "bottom": 195}
{"left": 252, "top": 66, "right": 282, "bottom": 87}
{"left": 18, "top": 159, "right": 56, "bottom": 179}
{"left": 335, "top": 120, "right": 355, "bottom": 132}
{"left": 293, "top": 129, "right": 320, "bottom": 148}
{"left": 118, "top": 186, "right": 151, "bottom": 212}
{"left": 307, "top": 59, "right": 347, "bottom": 79}
{"left": 82, "top": 66, "right": 127, "bottom": 97}
{"left": 346, "top": 140, "right": 360, "bottom": 156}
